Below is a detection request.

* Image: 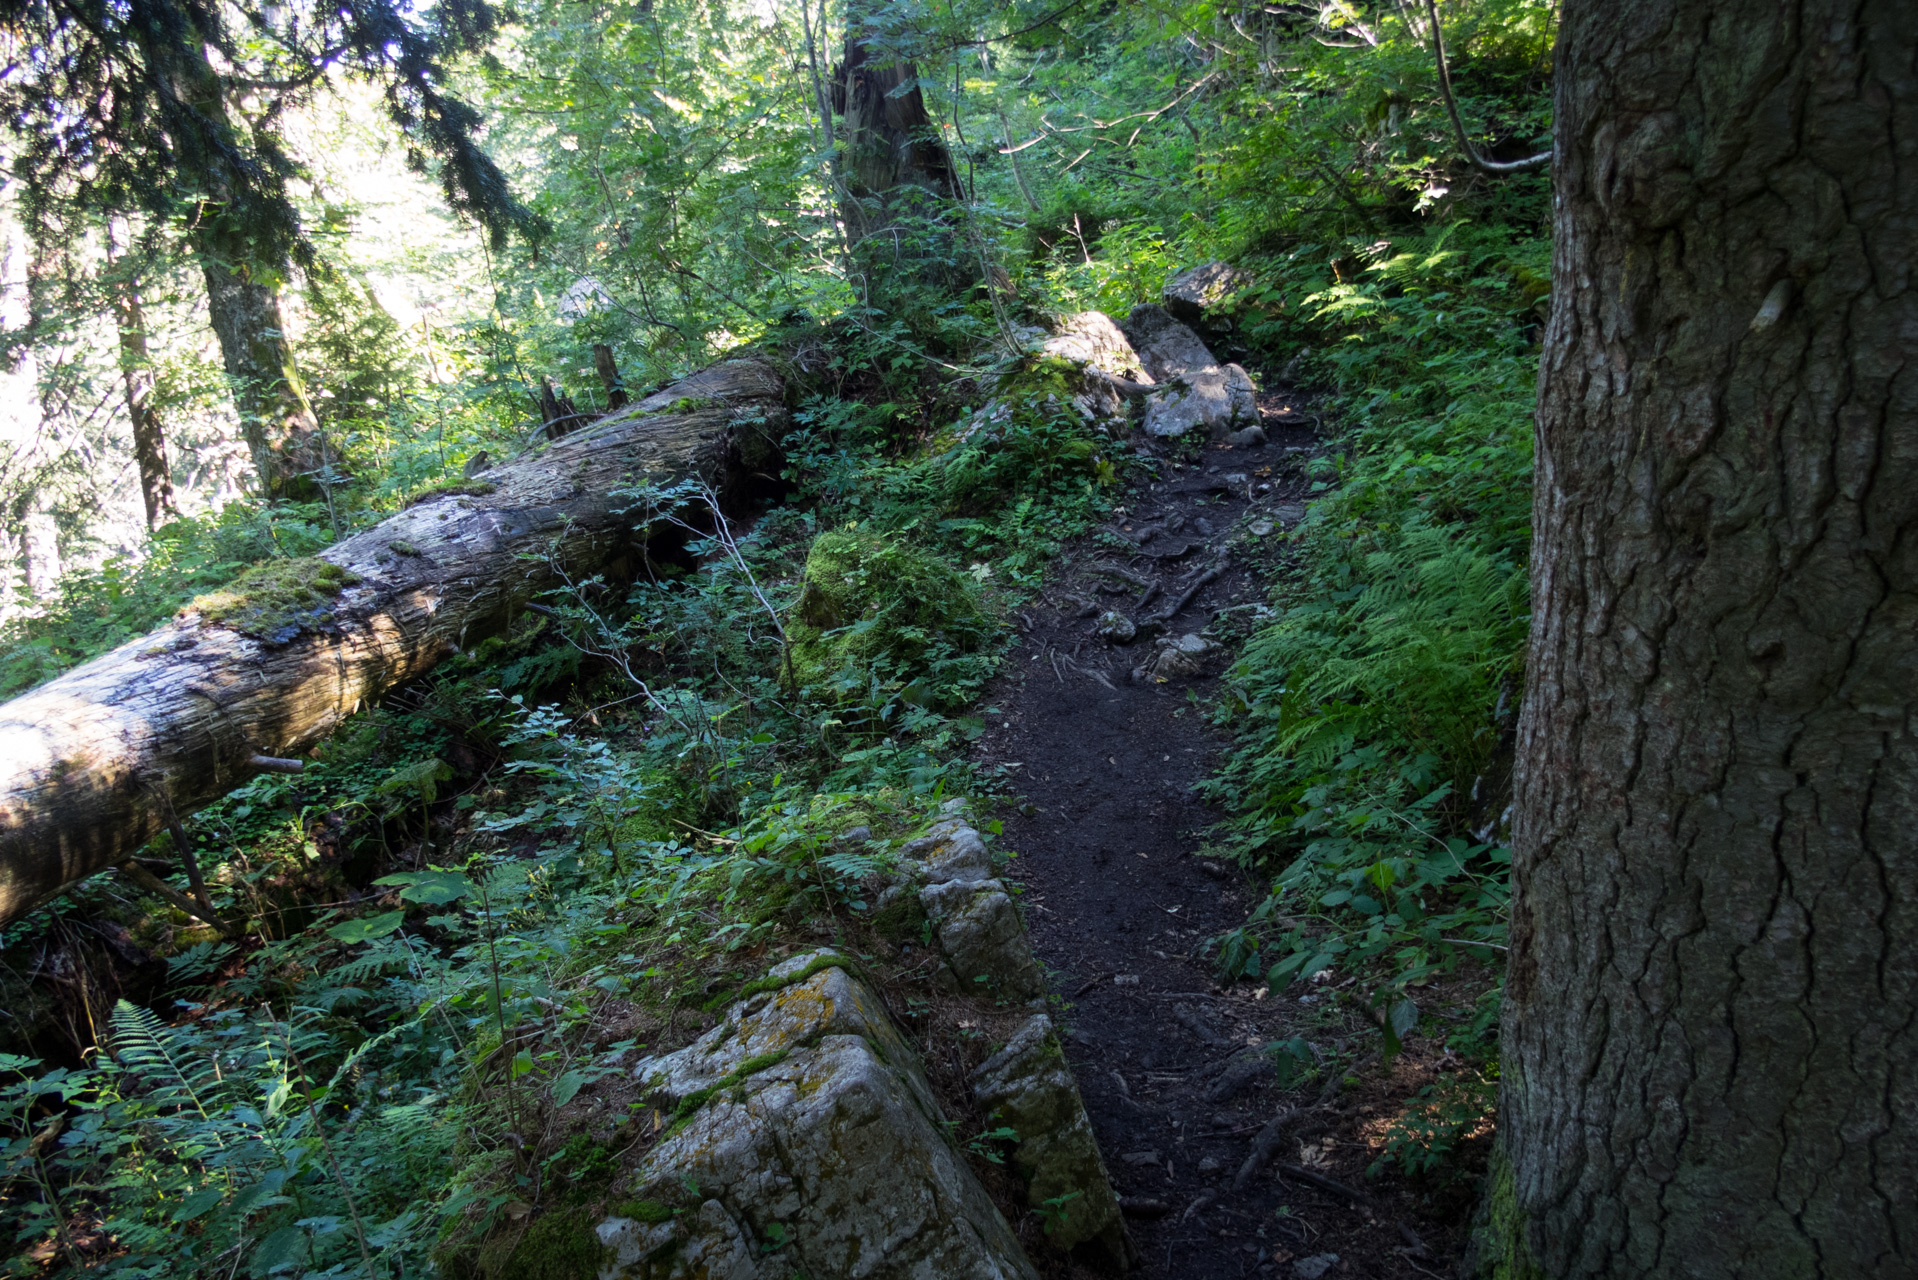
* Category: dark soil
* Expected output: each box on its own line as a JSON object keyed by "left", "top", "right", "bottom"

{"left": 978, "top": 396, "right": 1483, "bottom": 1279}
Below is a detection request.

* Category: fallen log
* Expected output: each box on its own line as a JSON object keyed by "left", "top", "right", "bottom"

{"left": 0, "top": 359, "right": 787, "bottom": 925}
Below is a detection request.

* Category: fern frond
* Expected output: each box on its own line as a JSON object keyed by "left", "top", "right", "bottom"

{"left": 110, "top": 1001, "right": 223, "bottom": 1121}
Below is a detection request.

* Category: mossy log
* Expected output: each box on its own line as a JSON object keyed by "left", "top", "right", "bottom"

{"left": 0, "top": 360, "right": 786, "bottom": 925}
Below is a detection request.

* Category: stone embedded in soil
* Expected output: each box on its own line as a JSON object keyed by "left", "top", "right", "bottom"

{"left": 970, "top": 1013, "right": 1132, "bottom": 1270}
{"left": 607, "top": 953, "right": 1039, "bottom": 1280}
{"left": 891, "top": 819, "right": 1048, "bottom": 1002}
{"left": 1123, "top": 305, "right": 1260, "bottom": 439}
{"left": 1145, "top": 633, "right": 1219, "bottom": 681}
{"left": 1095, "top": 610, "right": 1139, "bottom": 643}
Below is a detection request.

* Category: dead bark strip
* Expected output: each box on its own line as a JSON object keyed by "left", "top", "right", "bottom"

{"left": 0, "top": 359, "right": 786, "bottom": 926}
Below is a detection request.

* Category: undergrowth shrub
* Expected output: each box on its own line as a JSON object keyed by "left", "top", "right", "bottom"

{"left": 789, "top": 528, "right": 995, "bottom": 711}
{"left": 1202, "top": 224, "right": 1539, "bottom": 1067}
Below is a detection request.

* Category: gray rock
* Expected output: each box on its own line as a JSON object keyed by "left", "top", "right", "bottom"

{"left": 1163, "top": 261, "right": 1249, "bottom": 322}
{"left": 1124, "top": 305, "right": 1259, "bottom": 439}
{"left": 1226, "top": 424, "right": 1268, "bottom": 447}
{"left": 1294, "top": 1253, "right": 1341, "bottom": 1279}
{"left": 1095, "top": 610, "right": 1139, "bottom": 642}
{"left": 1145, "top": 633, "right": 1219, "bottom": 680}
{"left": 970, "top": 1014, "right": 1131, "bottom": 1269}
{"left": 1035, "top": 310, "right": 1154, "bottom": 419}
{"left": 922, "top": 877, "right": 1047, "bottom": 1002}
{"left": 608, "top": 955, "right": 1039, "bottom": 1280}
{"left": 896, "top": 822, "right": 1047, "bottom": 1002}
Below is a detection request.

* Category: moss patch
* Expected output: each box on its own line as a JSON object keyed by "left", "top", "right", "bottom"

{"left": 1475, "top": 1146, "right": 1547, "bottom": 1280}
{"left": 484, "top": 1208, "right": 607, "bottom": 1280}
{"left": 185, "top": 558, "right": 362, "bottom": 644}
{"left": 612, "top": 1199, "right": 677, "bottom": 1225}
{"left": 408, "top": 480, "right": 497, "bottom": 507}
{"left": 665, "top": 1048, "right": 793, "bottom": 1134}
{"left": 788, "top": 530, "right": 993, "bottom": 707}
{"left": 701, "top": 952, "right": 856, "bottom": 1013}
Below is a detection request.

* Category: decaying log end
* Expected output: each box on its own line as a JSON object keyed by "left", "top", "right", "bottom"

{"left": 0, "top": 357, "right": 788, "bottom": 926}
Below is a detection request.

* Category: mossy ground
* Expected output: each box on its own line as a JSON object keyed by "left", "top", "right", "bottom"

{"left": 185, "top": 557, "right": 362, "bottom": 642}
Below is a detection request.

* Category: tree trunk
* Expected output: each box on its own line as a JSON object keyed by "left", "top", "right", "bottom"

{"left": 594, "top": 343, "right": 629, "bottom": 411}
{"left": 109, "top": 224, "right": 177, "bottom": 530}
{"left": 198, "top": 232, "right": 324, "bottom": 500}
{"left": 832, "top": 18, "right": 973, "bottom": 309}
{"left": 1496, "top": 3, "right": 1917, "bottom": 1277}
{"left": 0, "top": 359, "right": 785, "bottom": 926}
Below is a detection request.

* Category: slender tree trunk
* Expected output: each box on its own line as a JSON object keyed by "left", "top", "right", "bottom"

{"left": 198, "top": 227, "right": 323, "bottom": 500}
{"left": 1495, "top": 3, "right": 1917, "bottom": 1277}
{"left": 127, "top": 6, "right": 321, "bottom": 501}
{"left": 0, "top": 359, "right": 785, "bottom": 925}
{"left": 108, "top": 222, "right": 176, "bottom": 529}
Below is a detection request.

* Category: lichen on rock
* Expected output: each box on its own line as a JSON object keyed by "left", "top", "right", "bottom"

{"left": 606, "top": 952, "right": 1039, "bottom": 1280}
{"left": 972, "top": 1013, "right": 1131, "bottom": 1269}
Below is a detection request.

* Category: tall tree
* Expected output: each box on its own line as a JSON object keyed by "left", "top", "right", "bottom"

{"left": 1497, "top": 2, "right": 1916, "bottom": 1276}
{"left": 106, "top": 221, "right": 177, "bottom": 530}
{"left": 0, "top": 0, "right": 541, "bottom": 498}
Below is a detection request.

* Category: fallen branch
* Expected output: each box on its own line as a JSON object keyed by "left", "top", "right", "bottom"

{"left": 1420, "top": 0, "right": 1551, "bottom": 174}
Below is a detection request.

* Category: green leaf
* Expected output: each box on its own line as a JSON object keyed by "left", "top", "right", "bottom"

{"left": 375, "top": 869, "right": 472, "bottom": 905}
{"left": 552, "top": 1071, "right": 589, "bottom": 1107}
{"left": 174, "top": 1185, "right": 224, "bottom": 1222}
{"left": 326, "top": 910, "right": 407, "bottom": 944}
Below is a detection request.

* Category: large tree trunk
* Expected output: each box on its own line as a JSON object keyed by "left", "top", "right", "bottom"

{"left": 198, "top": 232, "right": 324, "bottom": 500}
{"left": 1496, "top": 3, "right": 1916, "bottom": 1277}
{"left": 109, "top": 223, "right": 177, "bottom": 530}
{"left": 832, "top": 17, "right": 973, "bottom": 310}
{"left": 0, "top": 360, "right": 785, "bottom": 926}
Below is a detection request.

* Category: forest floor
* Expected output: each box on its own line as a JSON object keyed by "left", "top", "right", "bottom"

{"left": 976, "top": 391, "right": 1485, "bottom": 1279}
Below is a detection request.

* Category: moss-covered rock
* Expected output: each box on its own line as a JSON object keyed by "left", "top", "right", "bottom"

{"left": 789, "top": 530, "right": 992, "bottom": 705}
{"left": 185, "top": 558, "right": 362, "bottom": 645}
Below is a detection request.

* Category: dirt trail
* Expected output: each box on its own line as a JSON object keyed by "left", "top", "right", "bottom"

{"left": 976, "top": 403, "right": 1473, "bottom": 1278}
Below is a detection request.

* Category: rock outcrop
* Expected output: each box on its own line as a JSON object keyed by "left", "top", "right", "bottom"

{"left": 972, "top": 1013, "right": 1132, "bottom": 1269}
{"left": 1124, "top": 305, "right": 1259, "bottom": 439}
{"left": 603, "top": 952, "right": 1040, "bottom": 1279}
{"left": 1162, "top": 261, "right": 1248, "bottom": 323}
{"left": 589, "top": 818, "right": 1126, "bottom": 1278}
{"left": 1036, "top": 310, "right": 1155, "bottom": 420}
{"left": 886, "top": 816, "right": 1047, "bottom": 1002}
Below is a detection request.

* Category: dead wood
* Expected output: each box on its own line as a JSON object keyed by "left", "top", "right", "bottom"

{"left": 0, "top": 359, "right": 786, "bottom": 925}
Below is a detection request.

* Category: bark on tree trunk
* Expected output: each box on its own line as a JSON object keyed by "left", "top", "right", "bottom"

{"left": 109, "top": 226, "right": 177, "bottom": 530}
{"left": 831, "top": 16, "right": 973, "bottom": 307}
{"left": 594, "top": 343, "right": 630, "bottom": 411}
{"left": 1497, "top": 3, "right": 1917, "bottom": 1277}
{"left": 0, "top": 359, "right": 785, "bottom": 926}
{"left": 198, "top": 231, "right": 323, "bottom": 500}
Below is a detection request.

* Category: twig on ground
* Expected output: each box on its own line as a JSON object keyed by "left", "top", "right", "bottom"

{"left": 1275, "top": 1163, "right": 1370, "bottom": 1204}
